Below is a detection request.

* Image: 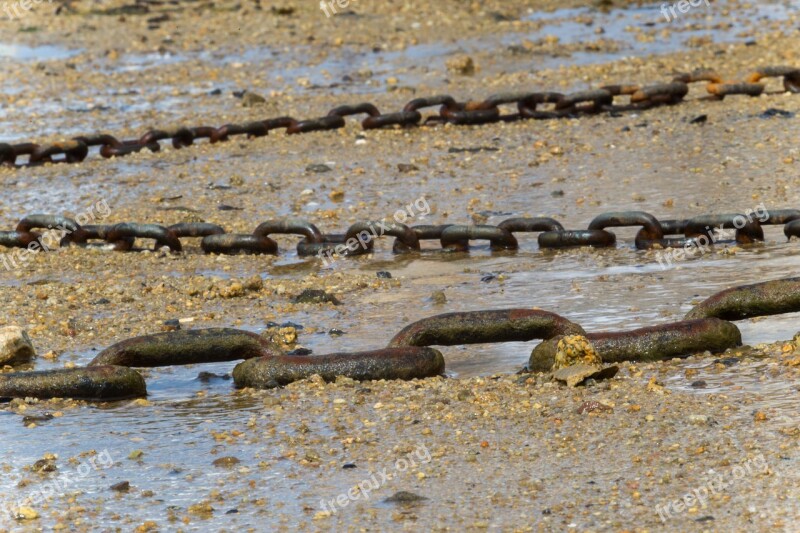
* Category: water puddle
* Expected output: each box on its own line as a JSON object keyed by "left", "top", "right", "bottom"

{"left": 0, "top": 43, "right": 78, "bottom": 61}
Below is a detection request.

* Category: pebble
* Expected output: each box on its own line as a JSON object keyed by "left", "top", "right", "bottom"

{"left": 0, "top": 326, "right": 36, "bottom": 365}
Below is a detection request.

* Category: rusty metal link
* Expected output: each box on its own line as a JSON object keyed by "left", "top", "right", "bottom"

{"left": 440, "top": 225, "right": 518, "bottom": 251}
{"left": 683, "top": 214, "right": 764, "bottom": 244}
{"left": 297, "top": 234, "right": 346, "bottom": 257}
{"left": 139, "top": 126, "right": 195, "bottom": 148}
{"left": 784, "top": 220, "right": 800, "bottom": 240}
{"left": 517, "top": 92, "right": 567, "bottom": 119}
{"left": 0, "top": 231, "right": 40, "bottom": 249}
{"left": 498, "top": 217, "right": 564, "bottom": 234}
{"left": 630, "top": 82, "right": 689, "bottom": 106}
{"left": 588, "top": 211, "right": 664, "bottom": 250}
{"left": 29, "top": 140, "right": 89, "bottom": 164}
{"left": 746, "top": 66, "right": 800, "bottom": 93}
{"left": 347, "top": 221, "right": 421, "bottom": 254}
{"left": 209, "top": 122, "right": 267, "bottom": 143}
{"left": 706, "top": 82, "right": 765, "bottom": 98}
{"left": 106, "top": 223, "right": 183, "bottom": 252}
{"left": 286, "top": 115, "right": 346, "bottom": 135}
{"left": 16, "top": 214, "right": 85, "bottom": 246}
{"left": 0, "top": 143, "right": 15, "bottom": 165}
{"left": 635, "top": 219, "right": 689, "bottom": 249}
{"left": 201, "top": 234, "right": 278, "bottom": 255}
{"left": 673, "top": 69, "right": 723, "bottom": 84}
{"left": 254, "top": 219, "right": 325, "bottom": 253}
{"left": 101, "top": 139, "right": 160, "bottom": 158}
{"left": 75, "top": 224, "right": 135, "bottom": 250}
{"left": 555, "top": 89, "right": 614, "bottom": 114}
{"left": 537, "top": 229, "right": 616, "bottom": 249}
{"left": 168, "top": 222, "right": 226, "bottom": 238}
{"left": 763, "top": 209, "right": 800, "bottom": 225}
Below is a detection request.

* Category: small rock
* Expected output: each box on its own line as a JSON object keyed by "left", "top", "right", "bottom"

{"left": 688, "top": 414, "right": 710, "bottom": 425}
{"left": 552, "top": 335, "right": 602, "bottom": 370}
{"left": 196, "top": 372, "right": 231, "bottom": 382}
{"left": 342, "top": 463, "right": 357, "bottom": 469}
{"left": 377, "top": 271, "right": 392, "bottom": 279}
{"left": 212, "top": 456, "right": 240, "bottom": 468}
{"left": 111, "top": 481, "right": 130, "bottom": 492}
{"left": 446, "top": 55, "right": 475, "bottom": 75}
{"left": 328, "top": 328, "right": 345, "bottom": 337}
{"left": 293, "top": 289, "right": 341, "bottom": 305}
{"left": 162, "top": 319, "right": 180, "bottom": 331}
{"left": 0, "top": 326, "right": 36, "bottom": 365}
{"left": 690, "top": 380, "right": 707, "bottom": 389}
{"left": 384, "top": 491, "right": 428, "bottom": 503}
{"left": 306, "top": 164, "right": 332, "bottom": 173}
{"left": 397, "top": 163, "right": 419, "bottom": 173}
{"left": 241, "top": 91, "right": 266, "bottom": 107}
{"left": 13, "top": 506, "right": 39, "bottom": 520}
{"left": 430, "top": 290, "right": 447, "bottom": 305}
{"left": 577, "top": 401, "right": 613, "bottom": 414}
{"left": 553, "top": 364, "right": 618, "bottom": 388}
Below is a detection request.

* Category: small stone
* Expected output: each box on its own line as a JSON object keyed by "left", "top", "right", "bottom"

{"left": 446, "top": 55, "right": 475, "bottom": 75}
{"left": 397, "top": 163, "right": 419, "bottom": 173}
{"left": 754, "top": 411, "right": 768, "bottom": 422}
{"left": 306, "top": 164, "right": 332, "bottom": 173}
{"left": 14, "top": 506, "right": 39, "bottom": 520}
{"left": 111, "top": 481, "right": 130, "bottom": 492}
{"left": 0, "top": 326, "right": 36, "bottom": 365}
{"left": 552, "top": 335, "right": 602, "bottom": 370}
{"left": 688, "top": 414, "right": 710, "bottom": 425}
{"left": 293, "top": 289, "right": 341, "bottom": 305}
{"left": 384, "top": 491, "right": 428, "bottom": 503}
{"left": 212, "top": 456, "right": 240, "bottom": 468}
{"left": 377, "top": 271, "right": 392, "bottom": 279}
{"left": 241, "top": 91, "right": 266, "bottom": 107}
{"left": 329, "top": 189, "right": 345, "bottom": 201}
{"left": 430, "top": 290, "right": 447, "bottom": 305}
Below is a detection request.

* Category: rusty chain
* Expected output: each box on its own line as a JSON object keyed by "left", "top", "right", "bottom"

{"left": 3, "top": 276, "right": 800, "bottom": 400}
{"left": 0, "top": 209, "right": 796, "bottom": 258}
{"left": 1, "top": 66, "right": 798, "bottom": 168}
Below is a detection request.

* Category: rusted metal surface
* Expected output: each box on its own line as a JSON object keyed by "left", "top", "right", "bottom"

{"left": 0, "top": 366, "right": 147, "bottom": 400}
{"left": 89, "top": 328, "right": 280, "bottom": 367}
{"left": 686, "top": 277, "right": 800, "bottom": 321}
{"left": 232, "top": 347, "right": 445, "bottom": 389}
{"left": 387, "top": 309, "right": 585, "bottom": 348}
{"left": 527, "top": 318, "right": 741, "bottom": 372}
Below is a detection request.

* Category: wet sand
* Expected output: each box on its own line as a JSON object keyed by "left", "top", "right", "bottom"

{"left": 1, "top": 0, "right": 800, "bottom": 530}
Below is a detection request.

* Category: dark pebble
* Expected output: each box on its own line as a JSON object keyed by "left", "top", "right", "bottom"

{"left": 384, "top": 491, "right": 427, "bottom": 503}
{"left": 397, "top": 163, "right": 418, "bottom": 173}
{"left": 328, "top": 328, "right": 345, "bottom": 336}
{"left": 377, "top": 271, "right": 392, "bottom": 279}
{"left": 197, "top": 372, "right": 231, "bottom": 382}
{"left": 287, "top": 348, "right": 313, "bottom": 356}
{"left": 110, "top": 481, "right": 130, "bottom": 492}
{"left": 760, "top": 108, "right": 794, "bottom": 119}
{"left": 342, "top": 463, "right": 357, "bottom": 469}
{"left": 691, "top": 380, "right": 707, "bottom": 389}
{"left": 714, "top": 357, "right": 739, "bottom": 367}
{"left": 293, "top": 289, "right": 341, "bottom": 305}
{"left": 689, "top": 114, "right": 707, "bottom": 124}
{"left": 306, "top": 164, "right": 332, "bottom": 173}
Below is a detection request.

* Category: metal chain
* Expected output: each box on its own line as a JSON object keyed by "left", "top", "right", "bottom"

{"left": 2, "top": 276, "right": 800, "bottom": 400}
{"left": 0, "top": 209, "right": 796, "bottom": 258}
{"left": 2, "top": 66, "right": 799, "bottom": 168}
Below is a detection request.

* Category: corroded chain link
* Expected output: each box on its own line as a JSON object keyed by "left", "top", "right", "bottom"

{"left": 2, "top": 66, "right": 798, "bottom": 168}
{"left": 1, "top": 209, "right": 796, "bottom": 258}
{"left": 3, "top": 276, "right": 800, "bottom": 400}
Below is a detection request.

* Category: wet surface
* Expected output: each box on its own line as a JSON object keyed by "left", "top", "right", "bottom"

{"left": 2, "top": 0, "right": 800, "bottom": 530}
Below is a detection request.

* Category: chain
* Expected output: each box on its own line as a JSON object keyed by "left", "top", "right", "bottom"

{"left": 2, "top": 276, "right": 799, "bottom": 400}
{"left": 0, "top": 209, "right": 796, "bottom": 261}
{"left": 1, "top": 66, "right": 798, "bottom": 168}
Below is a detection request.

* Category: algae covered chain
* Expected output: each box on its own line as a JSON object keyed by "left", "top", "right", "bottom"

{"left": 4, "top": 276, "right": 800, "bottom": 400}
